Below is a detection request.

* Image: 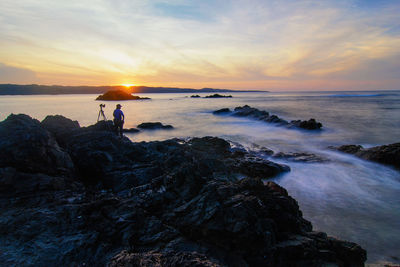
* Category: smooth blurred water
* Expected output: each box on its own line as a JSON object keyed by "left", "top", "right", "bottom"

{"left": 0, "top": 90, "right": 399, "bottom": 263}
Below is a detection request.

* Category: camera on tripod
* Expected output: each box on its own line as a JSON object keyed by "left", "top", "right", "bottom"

{"left": 97, "top": 104, "right": 107, "bottom": 122}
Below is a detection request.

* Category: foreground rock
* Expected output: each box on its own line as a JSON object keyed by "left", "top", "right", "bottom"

{"left": 214, "top": 105, "right": 323, "bottom": 130}
{"left": 332, "top": 143, "right": 400, "bottom": 169}
{"left": 96, "top": 90, "right": 150, "bottom": 101}
{"left": 0, "top": 114, "right": 366, "bottom": 266}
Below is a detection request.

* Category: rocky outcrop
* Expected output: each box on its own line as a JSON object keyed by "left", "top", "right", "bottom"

{"left": 0, "top": 114, "right": 366, "bottom": 266}
{"left": 213, "top": 108, "right": 231, "bottom": 114}
{"left": 333, "top": 143, "right": 400, "bottom": 169}
{"left": 137, "top": 122, "right": 173, "bottom": 130}
{"left": 96, "top": 90, "right": 150, "bottom": 101}
{"left": 123, "top": 127, "right": 140, "bottom": 133}
{"left": 290, "top": 119, "right": 322, "bottom": 130}
{"left": 214, "top": 105, "right": 323, "bottom": 130}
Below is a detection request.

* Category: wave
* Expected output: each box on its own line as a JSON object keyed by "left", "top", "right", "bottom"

{"left": 326, "top": 93, "right": 398, "bottom": 98}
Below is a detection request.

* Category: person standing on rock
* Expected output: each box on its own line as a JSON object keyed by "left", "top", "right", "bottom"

{"left": 113, "top": 104, "right": 124, "bottom": 137}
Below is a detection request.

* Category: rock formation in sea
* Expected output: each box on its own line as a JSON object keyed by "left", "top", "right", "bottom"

{"left": 331, "top": 143, "right": 400, "bottom": 169}
{"left": 96, "top": 90, "right": 151, "bottom": 101}
{"left": 204, "top": 94, "right": 232, "bottom": 98}
{"left": 190, "top": 94, "right": 233, "bottom": 98}
{"left": 213, "top": 105, "right": 323, "bottom": 130}
{"left": 0, "top": 114, "right": 366, "bottom": 266}
{"left": 137, "top": 122, "right": 174, "bottom": 130}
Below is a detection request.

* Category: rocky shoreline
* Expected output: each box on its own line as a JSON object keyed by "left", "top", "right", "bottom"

{"left": 0, "top": 114, "right": 366, "bottom": 266}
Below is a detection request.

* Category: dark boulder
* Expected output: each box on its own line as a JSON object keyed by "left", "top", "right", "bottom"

{"left": 41, "top": 115, "right": 80, "bottom": 146}
{"left": 234, "top": 105, "right": 269, "bottom": 118}
{"left": 212, "top": 108, "right": 231, "bottom": 114}
{"left": 137, "top": 122, "right": 173, "bottom": 130}
{"left": 234, "top": 155, "right": 290, "bottom": 178}
{"left": 84, "top": 120, "right": 114, "bottom": 132}
{"left": 290, "top": 118, "right": 322, "bottom": 130}
{"left": 41, "top": 115, "right": 80, "bottom": 133}
{"left": 190, "top": 95, "right": 201, "bottom": 98}
{"left": 334, "top": 143, "right": 400, "bottom": 169}
{"left": 0, "top": 114, "right": 75, "bottom": 176}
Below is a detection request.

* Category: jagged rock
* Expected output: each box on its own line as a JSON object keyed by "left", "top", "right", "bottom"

{"left": 0, "top": 114, "right": 75, "bottom": 176}
{"left": 41, "top": 115, "right": 80, "bottom": 133}
{"left": 215, "top": 105, "right": 322, "bottom": 130}
{"left": 41, "top": 115, "right": 80, "bottom": 146}
{"left": 212, "top": 108, "right": 231, "bottom": 114}
{"left": 290, "top": 118, "right": 323, "bottom": 130}
{"left": 234, "top": 105, "right": 270, "bottom": 118}
{"left": 96, "top": 90, "right": 150, "bottom": 101}
{"left": 84, "top": 120, "right": 114, "bottom": 132}
{"left": 191, "top": 95, "right": 201, "bottom": 98}
{"left": 333, "top": 143, "right": 400, "bottom": 169}
{"left": 109, "top": 250, "right": 222, "bottom": 267}
{"left": 234, "top": 155, "right": 290, "bottom": 178}
{"left": 0, "top": 114, "right": 366, "bottom": 266}
{"left": 137, "top": 122, "right": 173, "bottom": 130}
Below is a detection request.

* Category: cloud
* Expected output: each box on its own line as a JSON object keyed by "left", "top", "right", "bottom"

{"left": 0, "top": 0, "right": 399, "bottom": 89}
{"left": 0, "top": 63, "right": 39, "bottom": 83}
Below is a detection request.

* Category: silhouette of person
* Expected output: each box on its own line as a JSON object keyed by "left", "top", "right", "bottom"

{"left": 113, "top": 104, "right": 124, "bottom": 137}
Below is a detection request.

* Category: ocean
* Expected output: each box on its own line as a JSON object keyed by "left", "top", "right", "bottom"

{"left": 1, "top": 90, "right": 399, "bottom": 264}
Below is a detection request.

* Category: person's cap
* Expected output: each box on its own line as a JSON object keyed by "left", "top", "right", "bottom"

{"left": 116, "top": 104, "right": 122, "bottom": 108}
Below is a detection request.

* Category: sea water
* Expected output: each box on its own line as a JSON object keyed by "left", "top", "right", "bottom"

{"left": 0, "top": 91, "right": 399, "bottom": 264}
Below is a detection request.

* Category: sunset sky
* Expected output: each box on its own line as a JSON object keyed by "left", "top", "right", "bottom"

{"left": 0, "top": 0, "right": 399, "bottom": 91}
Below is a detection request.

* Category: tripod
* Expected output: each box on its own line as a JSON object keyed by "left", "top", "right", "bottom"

{"left": 97, "top": 105, "right": 107, "bottom": 122}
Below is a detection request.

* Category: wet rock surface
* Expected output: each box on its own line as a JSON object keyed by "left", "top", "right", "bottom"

{"left": 272, "top": 152, "right": 330, "bottom": 163}
{"left": 0, "top": 114, "right": 366, "bottom": 266}
{"left": 332, "top": 143, "right": 400, "bottom": 169}
{"left": 214, "top": 105, "right": 323, "bottom": 130}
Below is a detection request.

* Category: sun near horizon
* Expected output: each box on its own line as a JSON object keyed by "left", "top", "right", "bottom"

{"left": 121, "top": 84, "right": 136, "bottom": 88}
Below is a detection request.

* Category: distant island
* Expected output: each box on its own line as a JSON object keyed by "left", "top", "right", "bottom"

{"left": 96, "top": 90, "right": 150, "bottom": 101}
{"left": 0, "top": 84, "right": 267, "bottom": 95}
{"left": 191, "top": 94, "right": 233, "bottom": 98}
